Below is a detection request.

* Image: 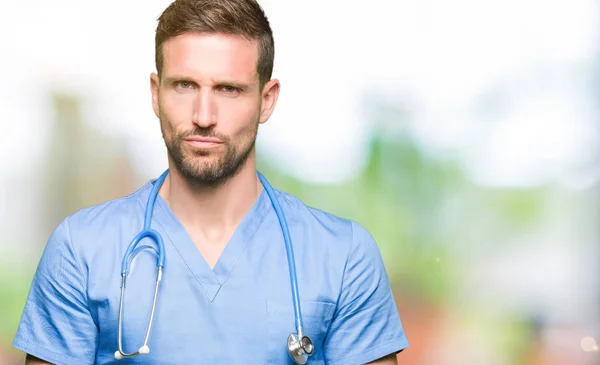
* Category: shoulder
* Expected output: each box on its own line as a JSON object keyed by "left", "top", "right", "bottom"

{"left": 47, "top": 182, "right": 149, "bottom": 261}
{"left": 267, "top": 188, "right": 387, "bottom": 307}
{"left": 272, "top": 189, "right": 376, "bottom": 254}
{"left": 67, "top": 184, "right": 146, "bottom": 227}
{"left": 64, "top": 182, "right": 148, "bottom": 230}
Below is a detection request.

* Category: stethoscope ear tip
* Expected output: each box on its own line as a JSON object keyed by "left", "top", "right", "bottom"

{"left": 114, "top": 351, "right": 123, "bottom": 360}
{"left": 139, "top": 345, "right": 150, "bottom": 355}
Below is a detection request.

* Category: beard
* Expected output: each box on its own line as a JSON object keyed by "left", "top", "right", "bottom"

{"left": 161, "top": 120, "right": 258, "bottom": 187}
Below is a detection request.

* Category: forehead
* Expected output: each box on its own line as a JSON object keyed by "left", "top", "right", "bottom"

{"left": 161, "top": 32, "right": 259, "bottom": 83}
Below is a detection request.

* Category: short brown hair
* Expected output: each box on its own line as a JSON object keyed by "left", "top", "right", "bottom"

{"left": 155, "top": 0, "right": 275, "bottom": 87}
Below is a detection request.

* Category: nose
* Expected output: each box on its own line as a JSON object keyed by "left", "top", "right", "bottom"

{"left": 192, "top": 88, "right": 217, "bottom": 128}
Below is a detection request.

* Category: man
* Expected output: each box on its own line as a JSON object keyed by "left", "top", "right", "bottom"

{"left": 13, "top": 0, "right": 409, "bottom": 364}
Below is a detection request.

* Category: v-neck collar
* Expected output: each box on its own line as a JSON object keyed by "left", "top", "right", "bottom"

{"left": 135, "top": 178, "right": 271, "bottom": 302}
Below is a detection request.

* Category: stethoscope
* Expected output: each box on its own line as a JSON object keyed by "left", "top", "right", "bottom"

{"left": 113, "top": 169, "right": 314, "bottom": 364}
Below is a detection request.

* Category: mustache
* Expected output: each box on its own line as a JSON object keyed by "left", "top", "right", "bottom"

{"left": 178, "top": 127, "right": 230, "bottom": 142}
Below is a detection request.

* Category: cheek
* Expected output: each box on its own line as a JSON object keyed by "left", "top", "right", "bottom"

{"left": 217, "top": 98, "right": 260, "bottom": 133}
{"left": 160, "top": 93, "right": 195, "bottom": 127}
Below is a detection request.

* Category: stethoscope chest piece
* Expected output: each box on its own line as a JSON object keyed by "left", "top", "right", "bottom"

{"left": 287, "top": 333, "right": 314, "bottom": 364}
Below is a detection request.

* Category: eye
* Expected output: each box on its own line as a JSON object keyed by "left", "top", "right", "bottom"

{"left": 220, "top": 85, "right": 240, "bottom": 94}
{"left": 175, "top": 80, "right": 194, "bottom": 89}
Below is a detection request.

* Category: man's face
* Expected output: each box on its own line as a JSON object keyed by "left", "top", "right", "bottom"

{"left": 150, "top": 32, "right": 279, "bottom": 185}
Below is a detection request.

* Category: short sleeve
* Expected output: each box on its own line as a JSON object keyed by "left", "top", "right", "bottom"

{"left": 12, "top": 218, "right": 98, "bottom": 365}
{"left": 323, "top": 221, "right": 409, "bottom": 364}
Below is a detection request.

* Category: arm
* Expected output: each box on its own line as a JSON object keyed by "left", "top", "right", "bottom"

{"left": 12, "top": 218, "right": 98, "bottom": 365}
{"left": 26, "top": 354, "right": 54, "bottom": 365}
{"left": 366, "top": 353, "right": 398, "bottom": 364}
{"left": 323, "top": 221, "right": 409, "bottom": 364}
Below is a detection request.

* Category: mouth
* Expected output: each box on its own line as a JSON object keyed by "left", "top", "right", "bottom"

{"left": 184, "top": 136, "right": 224, "bottom": 149}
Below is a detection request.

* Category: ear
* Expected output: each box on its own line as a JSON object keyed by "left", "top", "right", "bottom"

{"left": 259, "top": 79, "right": 280, "bottom": 124}
{"left": 150, "top": 72, "right": 161, "bottom": 118}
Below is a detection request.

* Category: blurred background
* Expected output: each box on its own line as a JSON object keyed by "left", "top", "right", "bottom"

{"left": 1, "top": 0, "right": 599, "bottom": 364}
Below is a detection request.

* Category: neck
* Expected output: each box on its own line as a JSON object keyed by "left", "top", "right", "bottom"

{"left": 158, "top": 153, "right": 262, "bottom": 240}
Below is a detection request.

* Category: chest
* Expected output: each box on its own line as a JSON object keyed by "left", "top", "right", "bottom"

{"left": 88, "top": 243, "right": 337, "bottom": 365}
{"left": 186, "top": 228, "right": 232, "bottom": 270}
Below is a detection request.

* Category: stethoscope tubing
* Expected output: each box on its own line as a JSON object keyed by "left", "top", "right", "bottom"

{"left": 257, "top": 172, "right": 304, "bottom": 332}
{"left": 119, "top": 168, "right": 305, "bottom": 334}
{"left": 120, "top": 169, "right": 169, "bottom": 276}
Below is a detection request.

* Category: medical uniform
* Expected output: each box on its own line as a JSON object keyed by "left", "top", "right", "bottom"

{"left": 13, "top": 175, "right": 409, "bottom": 364}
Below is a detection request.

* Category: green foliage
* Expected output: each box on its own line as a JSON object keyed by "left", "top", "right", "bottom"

{"left": 0, "top": 263, "right": 34, "bottom": 344}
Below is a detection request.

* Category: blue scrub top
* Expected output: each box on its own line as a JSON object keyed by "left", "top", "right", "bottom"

{"left": 13, "top": 175, "right": 409, "bottom": 364}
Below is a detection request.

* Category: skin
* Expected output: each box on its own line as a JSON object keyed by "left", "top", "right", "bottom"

{"left": 367, "top": 353, "right": 399, "bottom": 365}
{"left": 24, "top": 32, "right": 399, "bottom": 365}
{"left": 149, "top": 32, "right": 279, "bottom": 268}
